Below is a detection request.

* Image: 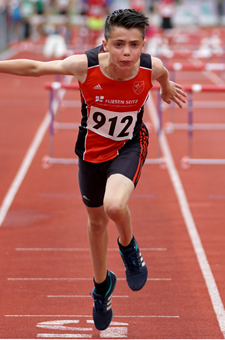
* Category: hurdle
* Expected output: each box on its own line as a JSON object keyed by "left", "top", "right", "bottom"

{"left": 42, "top": 81, "right": 80, "bottom": 167}
{"left": 157, "top": 50, "right": 225, "bottom": 62}
{"left": 167, "top": 61, "right": 225, "bottom": 77}
{"left": 161, "top": 62, "right": 225, "bottom": 134}
{"left": 168, "top": 84, "right": 225, "bottom": 168}
{"left": 43, "top": 82, "right": 165, "bottom": 167}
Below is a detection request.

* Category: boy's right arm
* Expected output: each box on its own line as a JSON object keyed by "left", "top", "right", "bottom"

{"left": 0, "top": 54, "right": 88, "bottom": 82}
{"left": 151, "top": 56, "right": 187, "bottom": 108}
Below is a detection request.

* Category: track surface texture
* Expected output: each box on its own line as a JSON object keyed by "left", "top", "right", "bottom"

{"left": 1, "top": 30, "right": 225, "bottom": 339}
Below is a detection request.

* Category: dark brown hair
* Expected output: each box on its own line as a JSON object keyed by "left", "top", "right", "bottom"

{"left": 104, "top": 9, "right": 149, "bottom": 41}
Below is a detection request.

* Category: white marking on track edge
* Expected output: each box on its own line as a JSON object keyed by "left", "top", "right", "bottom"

{"left": 147, "top": 92, "right": 225, "bottom": 338}
{"left": 5, "top": 314, "right": 179, "bottom": 318}
{"left": 100, "top": 327, "right": 127, "bottom": 338}
{"left": 87, "top": 320, "right": 128, "bottom": 325}
{"left": 47, "top": 295, "right": 129, "bottom": 298}
{"left": 7, "top": 277, "right": 171, "bottom": 281}
{"left": 0, "top": 76, "right": 72, "bottom": 227}
{"left": 7, "top": 277, "right": 172, "bottom": 281}
{"left": 15, "top": 247, "right": 167, "bottom": 251}
{"left": 37, "top": 335, "right": 91, "bottom": 338}
{"left": 0, "top": 47, "right": 18, "bottom": 60}
{"left": 0, "top": 113, "right": 49, "bottom": 227}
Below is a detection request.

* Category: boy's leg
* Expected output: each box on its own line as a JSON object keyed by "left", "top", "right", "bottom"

{"left": 104, "top": 173, "right": 148, "bottom": 292}
{"left": 86, "top": 173, "right": 134, "bottom": 283}
{"left": 86, "top": 205, "right": 109, "bottom": 284}
{"left": 104, "top": 173, "right": 134, "bottom": 246}
{"left": 86, "top": 205, "right": 117, "bottom": 331}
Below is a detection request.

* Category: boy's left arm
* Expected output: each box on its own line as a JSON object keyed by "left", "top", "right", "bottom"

{"left": 151, "top": 56, "right": 187, "bottom": 108}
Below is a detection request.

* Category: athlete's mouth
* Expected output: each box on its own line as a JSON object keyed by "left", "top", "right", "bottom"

{"left": 121, "top": 60, "right": 132, "bottom": 65}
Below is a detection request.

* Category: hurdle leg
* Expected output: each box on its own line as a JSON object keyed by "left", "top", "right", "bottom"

{"left": 157, "top": 90, "right": 163, "bottom": 159}
{"left": 187, "top": 90, "right": 193, "bottom": 159}
{"left": 55, "top": 74, "right": 62, "bottom": 122}
{"left": 49, "top": 88, "right": 54, "bottom": 159}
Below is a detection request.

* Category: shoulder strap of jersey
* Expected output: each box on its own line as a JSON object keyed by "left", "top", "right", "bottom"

{"left": 85, "top": 44, "right": 105, "bottom": 68}
{"left": 140, "top": 52, "right": 152, "bottom": 69}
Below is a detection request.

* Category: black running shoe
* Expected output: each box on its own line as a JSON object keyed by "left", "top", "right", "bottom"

{"left": 118, "top": 237, "right": 148, "bottom": 291}
{"left": 90, "top": 270, "right": 117, "bottom": 331}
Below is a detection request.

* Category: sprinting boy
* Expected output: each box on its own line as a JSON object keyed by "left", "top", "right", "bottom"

{"left": 0, "top": 8, "right": 186, "bottom": 331}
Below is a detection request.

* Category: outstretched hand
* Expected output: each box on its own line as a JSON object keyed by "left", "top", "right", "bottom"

{"left": 160, "top": 81, "right": 187, "bottom": 108}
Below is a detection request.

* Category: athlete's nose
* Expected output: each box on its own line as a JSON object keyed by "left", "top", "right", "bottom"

{"left": 123, "top": 45, "right": 130, "bottom": 56}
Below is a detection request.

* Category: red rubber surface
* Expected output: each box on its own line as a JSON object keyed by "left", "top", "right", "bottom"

{"left": 0, "top": 45, "right": 225, "bottom": 339}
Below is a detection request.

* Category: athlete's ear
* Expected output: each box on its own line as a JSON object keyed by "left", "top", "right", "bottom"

{"left": 102, "top": 39, "right": 108, "bottom": 52}
{"left": 142, "top": 39, "right": 146, "bottom": 50}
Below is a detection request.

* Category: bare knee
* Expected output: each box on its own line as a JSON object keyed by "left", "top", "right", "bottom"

{"left": 86, "top": 206, "right": 109, "bottom": 235}
{"left": 104, "top": 198, "right": 127, "bottom": 223}
{"left": 88, "top": 214, "right": 109, "bottom": 236}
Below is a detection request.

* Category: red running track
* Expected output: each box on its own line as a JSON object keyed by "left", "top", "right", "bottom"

{"left": 0, "top": 47, "right": 225, "bottom": 339}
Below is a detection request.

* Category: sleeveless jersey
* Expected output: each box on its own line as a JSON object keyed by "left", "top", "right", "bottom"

{"left": 75, "top": 45, "right": 153, "bottom": 163}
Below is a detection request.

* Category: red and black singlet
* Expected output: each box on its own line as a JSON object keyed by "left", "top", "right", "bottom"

{"left": 75, "top": 45, "right": 153, "bottom": 163}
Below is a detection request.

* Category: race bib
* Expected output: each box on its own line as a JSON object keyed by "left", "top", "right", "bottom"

{"left": 87, "top": 106, "right": 137, "bottom": 141}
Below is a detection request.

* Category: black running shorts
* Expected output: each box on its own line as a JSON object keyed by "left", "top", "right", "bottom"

{"left": 78, "top": 123, "right": 149, "bottom": 207}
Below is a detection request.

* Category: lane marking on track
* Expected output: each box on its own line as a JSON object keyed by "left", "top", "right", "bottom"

{"left": 164, "top": 101, "right": 225, "bottom": 109}
{"left": 37, "top": 334, "right": 91, "bottom": 338}
{"left": 38, "top": 193, "right": 156, "bottom": 198}
{"left": 15, "top": 247, "right": 167, "bottom": 251}
{"left": 7, "top": 277, "right": 171, "bottom": 281}
{"left": 0, "top": 47, "right": 18, "bottom": 60}
{"left": 202, "top": 71, "right": 225, "bottom": 85}
{"left": 147, "top": 92, "right": 225, "bottom": 338}
{"left": 209, "top": 195, "right": 225, "bottom": 199}
{"left": 47, "top": 295, "right": 129, "bottom": 298}
{"left": 87, "top": 320, "right": 128, "bottom": 325}
{"left": 5, "top": 314, "right": 179, "bottom": 318}
{"left": 0, "top": 114, "right": 50, "bottom": 227}
{"left": 188, "top": 58, "right": 225, "bottom": 86}
{"left": 0, "top": 75, "right": 73, "bottom": 227}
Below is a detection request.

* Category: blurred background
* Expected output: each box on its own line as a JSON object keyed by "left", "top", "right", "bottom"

{"left": 0, "top": 0, "right": 225, "bottom": 57}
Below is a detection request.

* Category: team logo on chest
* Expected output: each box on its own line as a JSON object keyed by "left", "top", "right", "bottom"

{"left": 133, "top": 81, "right": 145, "bottom": 95}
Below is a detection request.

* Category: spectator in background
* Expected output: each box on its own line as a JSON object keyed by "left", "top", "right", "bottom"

{"left": 56, "top": 0, "right": 71, "bottom": 15}
{"left": 32, "top": 0, "right": 48, "bottom": 39}
{"left": 8, "top": 0, "right": 23, "bottom": 41}
{"left": 129, "top": 0, "right": 145, "bottom": 12}
{"left": 0, "top": 0, "right": 7, "bottom": 50}
{"left": 86, "top": 0, "right": 108, "bottom": 46}
{"left": 217, "top": 0, "right": 224, "bottom": 25}
{"left": 0, "top": 0, "right": 6, "bottom": 11}
{"left": 158, "top": 0, "right": 175, "bottom": 30}
{"left": 20, "top": 0, "right": 34, "bottom": 39}
{"left": 87, "top": 0, "right": 108, "bottom": 24}
{"left": 35, "top": 0, "right": 45, "bottom": 15}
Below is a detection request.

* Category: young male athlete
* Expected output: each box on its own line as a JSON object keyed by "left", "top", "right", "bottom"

{"left": 0, "top": 9, "right": 186, "bottom": 331}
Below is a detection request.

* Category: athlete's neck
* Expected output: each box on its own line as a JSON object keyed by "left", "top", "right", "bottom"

{"left": 99, "top": 54, "right": 140, "bottom": 81}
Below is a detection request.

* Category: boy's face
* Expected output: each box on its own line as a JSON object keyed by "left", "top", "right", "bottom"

{"left": 103, "top": 26, "right": 145, "bottom": 70}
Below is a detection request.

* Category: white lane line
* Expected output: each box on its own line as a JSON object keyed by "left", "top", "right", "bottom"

{"left": 0, "top": 113, "right": 50, "bottom": 227}
{"left": 15, "top": 247, "right": 167, "bottom": 251}
{"left": 38, "top": 193, "right": 155, "bottom": 198}
{"left": 202, "top": 71, "right": 225, "bottom": 85}
{"left": 0, "top": 47, "right": 18, "bottom": 60}
{"left": 188, "top": 58, "right": 225, "bottom": 86}
{"left": 47, "top": 295, "right": 129, "bottom": 298}
{"left": 7, "top": 278, "right": 171, "bottom": 281}
{"left": 5, "top": 314, "right": 179, "bottom": 318}
{"left": 87, "top": 320, "right": 128, "bottom": 325}
{"left": 147, "top": 92, "right": 225, "bottom": 338}
{"left": 37, "top": 334, "right": 91, "bottom": 338}
{"left": 0, "top": 76, "right": 72, "bottom": 227}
